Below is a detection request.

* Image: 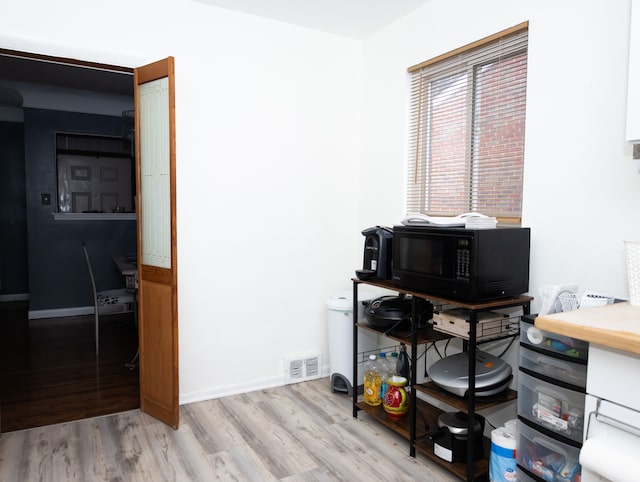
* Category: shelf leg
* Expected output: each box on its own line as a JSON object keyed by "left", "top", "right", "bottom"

{"left": 467, "top": 311, "right": 477, "bottom": 481}
{"left": 409, "top": 298, "right": 418, "bottom": 457}
{"left": 352, "top": 280, "right": 359, "bottom": 419}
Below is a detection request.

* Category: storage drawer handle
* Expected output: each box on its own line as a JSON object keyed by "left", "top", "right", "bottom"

{"left": 535, "top": 355, "right": 572, "bottom": 371}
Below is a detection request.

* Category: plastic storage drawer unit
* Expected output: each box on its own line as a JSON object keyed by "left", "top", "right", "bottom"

{"left": 520, "top": 315, "right": 589, "bottom": 361}
{"left": 517, "top": 370, "right": 585, "bottom": 443}
{"left": 519, "top": 345, "right": 587, "bottom": 389}
{"left": 517, "top": 420, "right": 582, "bottom": 482}
{"left": 515, "top": 467, "right": 539, "bottom": 482}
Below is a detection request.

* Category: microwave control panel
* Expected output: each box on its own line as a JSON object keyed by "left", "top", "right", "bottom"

{"left": 456, "top": 247, "right": 471, "bottom": 279}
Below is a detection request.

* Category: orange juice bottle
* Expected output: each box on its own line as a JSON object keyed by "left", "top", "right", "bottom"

{"left": 363, "top": 354, "right": 382, "bottom": 406}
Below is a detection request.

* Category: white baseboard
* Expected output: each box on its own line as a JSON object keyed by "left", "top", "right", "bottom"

{"left": 179, "top": 367, "right": 330, "bottom": 406}
{"left": 179, "top": 375, "right": 284, "bottom": 405}
{"left": 0, "top": 293, "right": 29, "bottom": 302}
{"left": 28, "top": 306, "right": 94, "bottom": 320}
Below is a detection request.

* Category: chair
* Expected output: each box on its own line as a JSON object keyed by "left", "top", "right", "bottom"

{"left": 82, "top": 241, "right": 135, "bottom": 355}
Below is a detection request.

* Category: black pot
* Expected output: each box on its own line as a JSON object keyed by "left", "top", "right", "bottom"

{"left": 429, "top": 412, "right": 485, "bottom": 463}
{"left": 363, "top": 296, "right": 432, "bottom": 332}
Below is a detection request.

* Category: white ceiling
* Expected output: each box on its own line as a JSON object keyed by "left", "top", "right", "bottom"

{"left": 0, "top": 0, "right": 432, "bottom": 101}
{"left": 193, "top": 0, "right": 432, "bottom": 39}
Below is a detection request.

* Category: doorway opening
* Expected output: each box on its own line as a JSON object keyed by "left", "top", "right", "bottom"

{"left": 0, "top": 49, "right": 138, "bottom": 432}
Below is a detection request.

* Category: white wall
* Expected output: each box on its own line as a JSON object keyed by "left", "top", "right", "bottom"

{"left": 3, "top": 0, "right": 639, "bottom": 408}
{"left": 359, "top": 0, "right": 640, "bottom": 427}
{"left": 1, "top": 0, "right": 363, "bottom": 402}
{"left": 360, "top": 0, "right": 640, "bottom": 311}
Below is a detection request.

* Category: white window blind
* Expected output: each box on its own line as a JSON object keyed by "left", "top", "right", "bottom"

{"left": 406, "top": 23, "right": 528, "bottom": 223}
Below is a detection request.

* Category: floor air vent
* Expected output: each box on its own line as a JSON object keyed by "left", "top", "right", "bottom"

{"left": 284, "top": 353, "right": 322, "bottom": 384}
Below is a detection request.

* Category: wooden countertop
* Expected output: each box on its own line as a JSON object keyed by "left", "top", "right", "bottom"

{"left": 535, "top": 302, "right": 640, "bottom": 355}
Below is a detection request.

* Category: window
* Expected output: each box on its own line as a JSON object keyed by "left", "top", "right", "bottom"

{"left": 406, "top": 23, "right": 528, "bottom": 223}
{"left": 56, "top": 132, "right": 134, "bottom": 214}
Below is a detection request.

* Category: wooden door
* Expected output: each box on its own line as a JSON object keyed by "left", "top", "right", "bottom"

{"left": 134, "top": 57, "right": 179, "bottom": 428}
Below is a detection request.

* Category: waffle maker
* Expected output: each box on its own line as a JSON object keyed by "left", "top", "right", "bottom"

{"left": 429, "top": 351, "right": 512, "bottom": 397}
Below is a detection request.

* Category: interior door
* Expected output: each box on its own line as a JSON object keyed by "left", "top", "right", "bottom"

{"left": 134, "top": 57, "right": 179, "bottom": 428}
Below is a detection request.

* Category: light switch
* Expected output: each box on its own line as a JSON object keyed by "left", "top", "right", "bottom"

{"left": 41, "top": 193, "right": 51, "bottom": 205}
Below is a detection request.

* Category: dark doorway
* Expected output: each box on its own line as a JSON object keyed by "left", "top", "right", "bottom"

{"left": 0, "top": 120, "right": 27, "bottom": 295}
{"left": 0, "top": 50, "right": 138, "bottom": 432}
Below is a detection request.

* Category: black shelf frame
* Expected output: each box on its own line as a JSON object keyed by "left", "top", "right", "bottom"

{"left": 351, "top": 278, "right": 532, "bottom": 482}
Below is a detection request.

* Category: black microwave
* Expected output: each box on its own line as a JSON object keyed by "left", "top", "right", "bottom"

{"left": 392, "top": 225, "right": 530, "bottom": 301}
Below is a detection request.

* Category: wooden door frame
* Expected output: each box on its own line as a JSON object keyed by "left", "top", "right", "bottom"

{"left": 0, "top": 49, "right": 179, "bottom": 430}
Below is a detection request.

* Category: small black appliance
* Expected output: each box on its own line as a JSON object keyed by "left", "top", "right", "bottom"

{"left": 362, "top": 295, "right": 432, "bottom": 333}
{"left": 356, "top": 226, "right": 393, "bottom": 280}
{"left": 429, "top": 411, "right": 485, "bottom": 463}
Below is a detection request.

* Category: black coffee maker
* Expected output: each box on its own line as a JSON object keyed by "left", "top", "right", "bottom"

{"left": 356, "top": 226, "right": 393, "bottom": 280}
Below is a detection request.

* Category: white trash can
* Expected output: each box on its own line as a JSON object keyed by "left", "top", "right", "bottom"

{"left": 327, "top": 288, "right": 380, "bottom": 395}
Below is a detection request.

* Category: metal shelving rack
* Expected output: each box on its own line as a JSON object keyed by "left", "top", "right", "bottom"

{"left": 352, "top": 278, "right": 532, "bottom": 481}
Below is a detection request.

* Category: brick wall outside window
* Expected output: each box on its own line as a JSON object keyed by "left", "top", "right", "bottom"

{"left": 407, "top": 26, "right": 528, "bottom": 221}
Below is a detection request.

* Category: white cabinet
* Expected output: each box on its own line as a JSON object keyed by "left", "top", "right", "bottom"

{"left": 580, "top": 344, "right": 640, "bottom": 482}
{"left": 627, "top": 0, "right": 640, "bottom": 142}
{"left": 586, "top": 344, "right": 640, "bottom": 410}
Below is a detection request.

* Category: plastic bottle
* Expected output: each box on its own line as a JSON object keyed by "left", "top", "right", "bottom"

{"left": 378, "top": 352, "right": 391, "bottom": 399}
{"left": 389, "top": 351, "right": 399, "bottom": 377}
{"left": 397, "top": 344, "right": 411, "bottom": 390}
{"left": 363, "top": 354, "right": 382, "bottom": 406}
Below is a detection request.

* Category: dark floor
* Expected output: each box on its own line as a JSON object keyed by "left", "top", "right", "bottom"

{"left": 0, "top": 301, "right": 140, "bottom": 433}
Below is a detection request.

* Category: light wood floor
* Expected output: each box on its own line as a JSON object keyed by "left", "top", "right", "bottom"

{"left": 0, "top": 378, "right": 459, "bottom": 481}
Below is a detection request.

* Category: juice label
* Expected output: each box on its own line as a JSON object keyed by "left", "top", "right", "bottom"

{"left": 363, "top": 372, "right": 381, "bottom": 406}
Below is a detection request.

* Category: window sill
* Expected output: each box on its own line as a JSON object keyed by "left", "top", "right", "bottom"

{"left": 52, "top": 213, "right": 136, "bottom": 221}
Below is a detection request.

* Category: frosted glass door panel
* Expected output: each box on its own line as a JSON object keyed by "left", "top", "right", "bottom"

{"left": 139, "top": 77, "right": 171, "bottom": 269}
